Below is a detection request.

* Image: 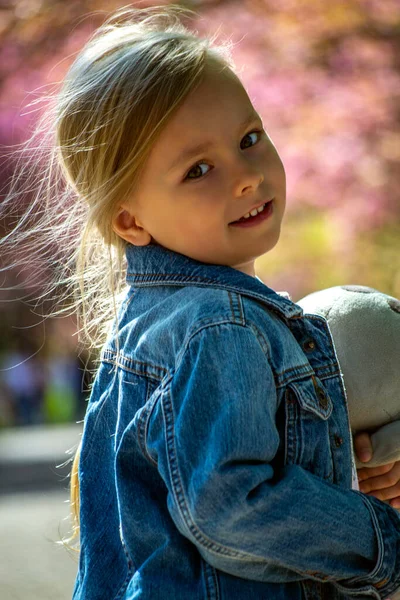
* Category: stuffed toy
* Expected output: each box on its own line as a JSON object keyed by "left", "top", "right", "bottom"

{"left": 296, "top": 285, "right": 400, "bottom": 600}
{"left": 296, "top": 285, "right": 400, "bottom": 471}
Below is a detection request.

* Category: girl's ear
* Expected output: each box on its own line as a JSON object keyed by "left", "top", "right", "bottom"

{"left": 112, "top": 206, "right": 152, "bottom": 246}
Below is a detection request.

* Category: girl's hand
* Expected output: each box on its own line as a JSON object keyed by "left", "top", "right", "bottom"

{"left": 354, "top": 431, "right": 400, "bottom": 509}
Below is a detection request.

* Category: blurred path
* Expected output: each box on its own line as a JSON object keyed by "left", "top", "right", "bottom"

{"left": 0, "top": 490, "right": 77, "bottom": 600}
{"left": 0, "top": 424, "right": 82, "bottom": 599}
{"left": 0, "top": 424, "right": 82, "bottom": 494}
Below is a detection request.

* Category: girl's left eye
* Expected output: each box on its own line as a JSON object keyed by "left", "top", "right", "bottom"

{"left": 240, "top": 130, "right": 262, "bottom": 150}
{"left": 183, "top": 129, "right": 263, "bottom": 181}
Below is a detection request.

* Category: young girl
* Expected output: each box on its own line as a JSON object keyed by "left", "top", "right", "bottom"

{"left": 3, "top": 5, "right": 400, "bottom": 600}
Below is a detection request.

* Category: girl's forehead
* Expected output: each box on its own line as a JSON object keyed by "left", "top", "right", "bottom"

{"left": 151, "top": 68, "right": 256, "bottom": 156}
{"left": 190, "top": 64, "right": 248, "bottom": 106}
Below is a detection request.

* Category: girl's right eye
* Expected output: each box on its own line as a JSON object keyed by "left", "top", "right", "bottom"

{"left": 184, "top": 162, "right": 211, "bottom": 181}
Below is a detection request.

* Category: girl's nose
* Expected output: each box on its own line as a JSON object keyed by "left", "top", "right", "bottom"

{"left": 233, "top": 160, "right": 264, "bottom": 196}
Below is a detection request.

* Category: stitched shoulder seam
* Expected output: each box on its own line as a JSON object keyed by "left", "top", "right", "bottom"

{"left": 174, "top": 320, "right": 269, "bottom": 373}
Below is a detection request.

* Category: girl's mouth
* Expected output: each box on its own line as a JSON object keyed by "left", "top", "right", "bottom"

{"left": 229, "top": 199, "right": 274, "bottom": 228}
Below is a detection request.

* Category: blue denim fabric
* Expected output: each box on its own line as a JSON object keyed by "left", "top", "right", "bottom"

{"left": 73, "top": 242, "right": 400, "bottom": 600}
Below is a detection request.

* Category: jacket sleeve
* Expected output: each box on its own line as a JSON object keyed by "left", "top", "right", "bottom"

{"left": 146, "top": 322, "right": 400, "bottom": 598}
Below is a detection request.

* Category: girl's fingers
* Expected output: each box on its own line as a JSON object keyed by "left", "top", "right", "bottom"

{"left": 390, "top": 496, "right": 400, "bottom": 509}
{"left": 353, "top": 431, "right": 373, "bottom": 463}
{"left": 357, "top": 462, "right": 395, "bottom": 482}
{"left": 359, "top": 462, "right": 400, "bottom": 494}
{"left": 365, "top": 482, "right": 400, "bottom": 503}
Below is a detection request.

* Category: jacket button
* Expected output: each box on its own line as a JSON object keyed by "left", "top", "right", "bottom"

{"left": 334, "top": 434, "right": 343, "bottom": 447}
{"left": 303, "top": 339, "right": 316, "bottom": 351}
{"left": 311, "top": 375, "right": 329, "bottom": 410}
{"left": 317, "top": 388, "right": 329, "bottom": 409}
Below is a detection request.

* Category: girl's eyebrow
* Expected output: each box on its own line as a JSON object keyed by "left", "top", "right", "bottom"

{"left": 167, "top": 111, "right": 262, "bottom": 173}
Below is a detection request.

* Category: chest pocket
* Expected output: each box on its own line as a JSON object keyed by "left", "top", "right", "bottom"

{"left": 284, "top": 374, "right": 334, "bottom": 481}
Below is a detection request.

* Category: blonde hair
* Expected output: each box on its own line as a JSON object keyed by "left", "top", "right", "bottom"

{"left": 1, "top": 4, "right": 235, "bottom": 553}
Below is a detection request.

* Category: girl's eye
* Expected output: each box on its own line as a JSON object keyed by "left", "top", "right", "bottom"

{"left": 183, "top": 129, "right": 263, "bottom": 181}
{"left": 240, "top": 130, "right": 262, "bottom": 150}
{"left": 185, "top": 162, "right": 211, "bottom": 181}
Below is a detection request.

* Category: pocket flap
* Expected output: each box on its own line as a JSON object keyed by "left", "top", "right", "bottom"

{"left": 288, "top": 375, "right": 333, "bottom": 420}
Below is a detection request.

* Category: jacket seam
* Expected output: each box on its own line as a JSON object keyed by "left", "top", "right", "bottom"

{"left": 347, "top": 492, "right": 385, "bottom": 583}
{"left": 126, "top": 275, "right": 301, "bottom": 320}
{"left": 227, "top": 291, "right": 245, "bottom": 325}
{"left": 247, "top": 321, "right": 273, "bottom": 362}
{"left": 113, "top": 556, "right": 134, "bottom": 600}
{"left": 202, "top": 559, "right": 220, "bottom": 600}
{"left": 174, "top": 320, "right": 252, "bottom": 373}
{"left": 101, "top": 350, "right": 167, "bottom": 382}
{"left": 127, "top": 272, "right": 221, "bottom": 284}
{"left": 284, "top": 387, "right": 296, "bottom": 465}
{"left": 137, "top": 383, "right": 163, "bottom": 468}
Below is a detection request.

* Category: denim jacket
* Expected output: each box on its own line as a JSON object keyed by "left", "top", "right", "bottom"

{"left": 73, "top": 242, "right": 400, "bottom": 600}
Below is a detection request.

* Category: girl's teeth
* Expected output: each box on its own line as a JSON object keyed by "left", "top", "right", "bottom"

{"left": 243, "top": 203, "right": 266, "bottom": 219}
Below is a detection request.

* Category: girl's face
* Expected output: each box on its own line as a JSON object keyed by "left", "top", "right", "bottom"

{"left": 114, "top": 62, "right": 286, "bottom": 277}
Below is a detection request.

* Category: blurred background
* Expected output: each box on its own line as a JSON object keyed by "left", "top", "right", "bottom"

{"left": 0, "top": 0, "right": 399, "bottom": 598}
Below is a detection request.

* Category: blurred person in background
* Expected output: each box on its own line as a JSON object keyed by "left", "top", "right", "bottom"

{"left": 1, "top": 337, "right": 45, "bottom": 426}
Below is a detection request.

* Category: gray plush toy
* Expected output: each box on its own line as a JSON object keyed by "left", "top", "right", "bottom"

{"left": 295, "top": 284, "right": 400, "bottom": 600}
{"left": 296, "top": 285, "right": 400, "bottom": 470}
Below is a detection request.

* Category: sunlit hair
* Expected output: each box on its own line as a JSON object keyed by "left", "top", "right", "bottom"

{"left": 0, "top": 4, "right": 235, "bottom": 555}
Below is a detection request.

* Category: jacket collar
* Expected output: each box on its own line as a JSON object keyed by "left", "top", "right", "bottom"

{"left": 125, "top": 242, "right": 303, "bottom": 322}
